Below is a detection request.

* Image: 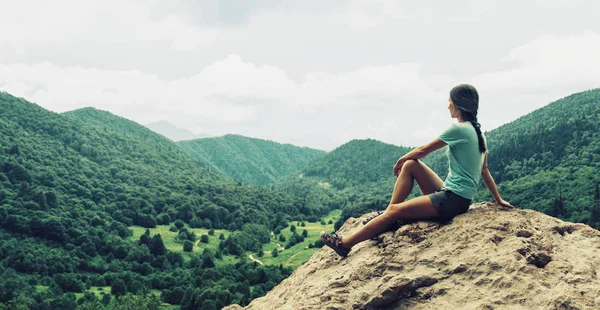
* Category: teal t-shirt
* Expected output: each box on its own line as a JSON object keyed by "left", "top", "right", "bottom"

{"left": 438, "top": 122, "right": 486, "bottom": 200}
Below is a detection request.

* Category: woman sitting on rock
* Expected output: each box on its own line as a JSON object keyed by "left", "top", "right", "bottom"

{"left": 321, "top": 84, "right": 514, "bottom": 257}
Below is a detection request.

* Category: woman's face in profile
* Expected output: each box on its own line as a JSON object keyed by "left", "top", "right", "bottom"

{"left": 448, "top": 98, "right": 457, "bottom": 119}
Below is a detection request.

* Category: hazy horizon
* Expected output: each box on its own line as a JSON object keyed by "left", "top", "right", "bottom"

{"left": 1, "top": 0, "right": 599, "bottom": 150}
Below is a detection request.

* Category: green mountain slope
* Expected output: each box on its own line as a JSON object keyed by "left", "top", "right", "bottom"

{"left": 179, "top": 135, "right": 326, "bottom": 185}
{"left": 475, "top": 88, "right": 600, "bottom": 223}
{"left": 302, "top": 138, "right": 447, "bottom": 189}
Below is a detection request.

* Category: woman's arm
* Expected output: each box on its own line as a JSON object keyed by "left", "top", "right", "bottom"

{"left": 481, "top": 152, "right": 514, "bottom": 208}
{"left": 394, "top": 138, "right": 447, "bottom": 176}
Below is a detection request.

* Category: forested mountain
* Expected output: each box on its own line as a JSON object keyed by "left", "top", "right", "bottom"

{"left": 0, "top": 92, "right": 342, "bottom": 308}
{"left": 179, "top": 135, "right": 325, "bottom": 185}
{"left": 297, "top": 89, "right": 600, "bottom": 229}
{"left": 475, "top": 88, "right": 600, "bottom": 224}
{"left": 302, "top": 139, "right": 447, "bottom": 190}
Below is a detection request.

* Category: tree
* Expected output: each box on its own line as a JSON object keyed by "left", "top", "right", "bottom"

{"left": 271, "top": 249, "right": 278, "bottom": 257}
{"left": 0, "top": 268, "right": 26, "bottom": 303}
{"left": 156, "top": 213, "right": 171, "bottom": 225}
{"left": 53, "top": 273, "right": 84, "bottom": 292}
{"left": 174, "top": 219, "right": 185, "bottom": 229}
{"left": 101, "top": 293, "right": 111, "bottom": 306}
{"left": 111, "top": 293, "right": 161, "bottom": 309}
{"left": 202, "top": 255, "right": 215, "bottom": 268}
{"left": 111, "top": 279, "right": 127, "bottom": 296}
{"left": 163, "top": 287, "right": 185, "bottom": 304}
{"left": 251, "top": 285, "right": 265, "bottom": 299}
{"left": 140, "top": 229, "right": 151, "bottom": 245}
{"left": 183, "top": 240, "right": 194, "bottom": 252}
{"left": 302, "top": 230, "right": 308, "bottom": 238}
{"left": 290, "top": 225, "right": 296, "bottom": 233}
{"left": 219, "top": 233, "right": 225, "bottom": 240}
{"left": 201, "top": 300, "right": 216, "bottom": 310}
{"left": 181, "top": 287, "right": 195, "bottom": 310}
{"left": 128, "top": 280, "right": 143, "bottom": 294}
{"left": 549, "top": 196, "right": 565, "bottom": 218}
{"left": 178, "top": 230, "right": 189, "bottom": 241}
{"left": 148, "top": 234, "right": 167, "bottom": 256}
{"left": 590, "top": 183, "right": 600, "bottom": 229}
{"left": 278, "top": 234, "right": 286, "bottom": 242}
{"left": 200, "top": 234, "right": 209, "bottom": 243}
{"left": 208, "top": 229, "right": 215, "bottom": 236}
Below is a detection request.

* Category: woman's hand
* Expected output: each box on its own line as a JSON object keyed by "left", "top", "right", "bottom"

{"left": 496, "top": 199, "right": 514, "bottom": 209}
{"left": 393, "top": 158, "right": 406, "bottom": 176}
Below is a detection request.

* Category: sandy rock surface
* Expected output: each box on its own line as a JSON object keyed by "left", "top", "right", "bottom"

{"left": 224, "top": 203, "right": 600, "bottom": 310}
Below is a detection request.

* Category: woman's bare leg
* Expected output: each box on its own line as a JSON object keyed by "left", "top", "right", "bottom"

{"left": 343, "top": 195, "right": 438, "bottom": 248}
{"left": 389, "top": 159, "right": 444, "bottom": 205}
{"left": 341, "top": 160, "right": 444, "bottom": 249}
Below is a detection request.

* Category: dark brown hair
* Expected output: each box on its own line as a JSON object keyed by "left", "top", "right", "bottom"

{"left": 450, "top": 84, "right": 486, "bottom": 153}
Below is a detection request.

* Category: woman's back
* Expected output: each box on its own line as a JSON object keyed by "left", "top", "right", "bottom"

{"left": 439, "top": 121, "right": 486, "bottom": 200}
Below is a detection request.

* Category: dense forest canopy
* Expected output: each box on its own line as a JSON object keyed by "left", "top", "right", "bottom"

{"left": 179, "top": 134, "right": 325, "bottom": 185}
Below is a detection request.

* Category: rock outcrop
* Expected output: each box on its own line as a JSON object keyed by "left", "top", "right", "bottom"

{"left": 225, "top": 203, "right": 600, "bottom": 309}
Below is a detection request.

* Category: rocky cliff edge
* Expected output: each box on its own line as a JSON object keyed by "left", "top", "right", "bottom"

{"left": 225, "top": 202, "right": 600, "bottom": 309}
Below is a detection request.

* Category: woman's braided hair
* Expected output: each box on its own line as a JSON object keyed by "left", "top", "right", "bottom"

{"left": 450, "top": 84, "right": 487, "bottom": 153}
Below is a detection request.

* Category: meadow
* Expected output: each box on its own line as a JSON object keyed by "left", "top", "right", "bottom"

{"left": 128, "top": 209, "right": 342, "bottom": 269}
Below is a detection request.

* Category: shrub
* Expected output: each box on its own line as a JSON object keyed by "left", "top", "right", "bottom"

{"left": 183, "top": 240, "right": 194, "bottom": 252}
{"left": 200, "top": 234, "right": 209, "bottom": 243}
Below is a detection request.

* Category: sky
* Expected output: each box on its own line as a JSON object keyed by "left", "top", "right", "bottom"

{"left": 0, "top": 0, "right": 599, "bottom": 151}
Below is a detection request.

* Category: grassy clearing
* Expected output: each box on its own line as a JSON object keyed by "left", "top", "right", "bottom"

{"left": 129, "top": 225, "right": 233, "bottom": 259}
{"left": 253, "top": 209, "right": 341, "bottom": 268}
{"left": 36, "top": 285, "right": 111, "bottom": 300}
{"left": 129, "top": 209, "right": 341, "bottom": 269}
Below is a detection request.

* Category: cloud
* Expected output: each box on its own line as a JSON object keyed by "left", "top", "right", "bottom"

{"left": 0, "top": 0, "right": 218, "bottom": 51}
{"left": 331, "top": 0, "right": 434, "bottom": 29}
{"left": 477, "top": 31, "right": 600, "bottom": 89}
{"left": 471, "top": 31, "right": 600, "bottom": 131}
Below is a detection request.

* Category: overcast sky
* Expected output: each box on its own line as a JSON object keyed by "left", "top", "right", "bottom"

{"left": 1, "top": 0, "right": 599, "bottom": 151}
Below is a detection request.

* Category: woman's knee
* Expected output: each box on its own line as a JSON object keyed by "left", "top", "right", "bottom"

{"left": 401, "top": 159, "right": 419, "bottom": 173}
{"left": 385, "top": 203, "right": 404, "bottom": 216}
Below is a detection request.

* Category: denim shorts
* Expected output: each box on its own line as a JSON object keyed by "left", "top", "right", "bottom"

{"left": 428, "top": 189, "right": 471, "bottom": 221}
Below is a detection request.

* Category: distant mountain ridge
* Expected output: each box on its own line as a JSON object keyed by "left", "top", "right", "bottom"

{"left": 179, "top": 134, "right": 326, "bottom": 185}
{"left": 302, "top": 139, "right": 417, "bottom": 189}
{"left": 145, "top": 120, "right": 211, "bottom": 141}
